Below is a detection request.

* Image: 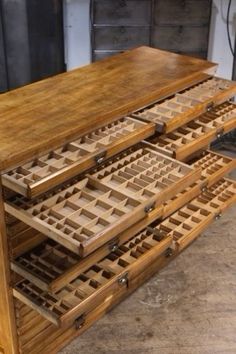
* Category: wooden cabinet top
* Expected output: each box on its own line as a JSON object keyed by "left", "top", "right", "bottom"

{"left": 0, "top": 46, "right": 216, "bottom": 172}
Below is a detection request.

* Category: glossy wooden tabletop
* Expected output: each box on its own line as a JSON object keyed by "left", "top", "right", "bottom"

{"left": 0, "top": 46, "right": 217, "bottom": 172}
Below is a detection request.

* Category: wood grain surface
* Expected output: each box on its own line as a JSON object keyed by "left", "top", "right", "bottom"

{"left": 0, "top": 46, "right": 217, "bottom": 172}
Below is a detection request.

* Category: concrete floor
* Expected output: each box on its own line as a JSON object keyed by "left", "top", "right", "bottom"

{"left": 60, "top": 152, "right": 236, "bottom": 354}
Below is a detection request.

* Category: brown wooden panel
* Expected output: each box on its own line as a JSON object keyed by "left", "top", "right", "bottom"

{"left": 93, "top": 26, "right": 150, "bottom": 50}
{"left": 152, "top": 25, "right": 209, "bottom": 52}
{"left": 93, "top": 0, "right": 152, "bottom": 25}
{"left": 0, "top": 47, "right": 217, "bottom": 172}
{"left": 154, "top": 0, "right": 212, "bottom": 26}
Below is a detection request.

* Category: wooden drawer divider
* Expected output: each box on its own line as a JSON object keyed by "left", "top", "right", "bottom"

{"left": 132, "top": 77, "right": 236, "bottom": 133}
{"left": 2, "top": 117, "right": 155, "bottom": 198}
{"left": 145, "top": 101, "right": 236, "bottom": 161}
{"left": 5, "top": 147, "right": 199, "bottom": 258}
{"left": 12, "top": 178, "right": 236, "bottom": 328}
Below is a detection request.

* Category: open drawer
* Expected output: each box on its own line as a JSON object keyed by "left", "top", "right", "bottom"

{"left": 13, "top": 228, "right": 173, "bottom": 327}
{"left": 132, "top": 77, "right": 236, "bottom": 133}
{"left": 2, "top": 117, "right": 155, "bottom": 198}
{"left": 151, "top": 178, "right": 236, "bottom": 251}
{"left": 12, "top": 178, "right": 236, "bottom": 327}
{"left": 10, "top": 151, "right": 236, "bottom": 293}
{"left": 5, "top": 146, "right": 200, "bottom": 257}
{"left": 146, "top": 101, "right": 236, "bottom": 161}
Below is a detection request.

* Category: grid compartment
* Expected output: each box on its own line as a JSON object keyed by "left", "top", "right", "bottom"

{"left": 13, "top": 178, "right": 236, "bottom": 327}
{"left": 2, "top": 117, "right": 154, "bottom": 198}
{"left": 5, "top": 147, "right": 199, "bottom": 258}
{"left": 92, "top": 145, "right": 195, "bottom": 201}
{"left": 133, "top": 77, "right": 236, "bottom": 133}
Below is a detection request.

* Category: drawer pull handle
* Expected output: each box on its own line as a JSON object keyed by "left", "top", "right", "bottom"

{"left": 118, "top": 272, "right": 128, "bottom": 286}
{"left": 215, "top": 212, "right": 222, "bottom": 220}
{"left": 75, "top": 314, "right": 85, "bottom": 330}
{"left": 95, "top": 152, "right": 106, "bottom": 165}
{"left": 144, "top": 203, "right": 155, "bottom": 214}
{"left": 216, "top": 128, "right": 224, "bottom": 139}
{"left": 206, "top": 102, "right": 214, "bottom": 111}
{"left": 201, "top": 185, "right": 208, "bottom": 193}
{"left": 165, "top": 247, "right": 173, "bottom": 258}
{"left": 108, "top": 239, "right": 119, "bottom": 252}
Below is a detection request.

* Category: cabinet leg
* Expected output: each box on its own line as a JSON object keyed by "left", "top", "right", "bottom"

{"left": 0, "top": 182, "right": 18, "bottom": 354}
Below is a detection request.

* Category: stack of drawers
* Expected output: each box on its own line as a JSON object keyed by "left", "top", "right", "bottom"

{"left": 1, "top": 48, "right": 236, "bottom": 354}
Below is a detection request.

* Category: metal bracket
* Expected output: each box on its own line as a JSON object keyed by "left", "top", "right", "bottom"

{"left": 94, "top": 151, "right": 106, "bottom": 165}
{"left": 144, "top": 202, "right": 155, "bottom": 214}
{"left": 75, "top": 314, "right": 85, "bottom": 330}
{"left": 206, "top": 101, "right": 214, "bottom": 112}
{"left": 118, "top": 272, "right": 128, "bottom": 287}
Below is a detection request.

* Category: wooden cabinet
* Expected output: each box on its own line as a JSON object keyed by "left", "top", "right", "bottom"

{"left": 0, "top": 47, "right": 235, "bottom": 354}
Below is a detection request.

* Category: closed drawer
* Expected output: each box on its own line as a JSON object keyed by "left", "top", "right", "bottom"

{"left": 2, "top": 117, "right": 155, "bottom": 198}
{"left": 146, "top": 102, "right": 236, "bottom": 161}
{"left": 12, "top": 177, "right": 236, "bottom": 327}
{"left": 133, "top": 78, "right": 236, "bottom": 133}
{"left": 13, "top": 228, "right": 172, "bottom": 327}
{"left": 154, "top": 0, "right": 211, "bottom": 26}
{"left": 152, "top": 25, "right": 209, "bottom": 52}
{"left": 5, "top": 144, "right": 200, "bottom": 257}
{"left": 93, "top": 50, "right": 124, "bottom": 62}
{"left": 93, "top": 26, "right": 150, "bottom": 50}
{"left": 92, "top": 0, "right": 152, "bottom": 25}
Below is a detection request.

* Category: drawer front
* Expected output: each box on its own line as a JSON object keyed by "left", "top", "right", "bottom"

{"left": 93, "top": 50, "right": 124, "bottom": 62}
{"left": 152, "top": 25, "right": 209, "bottom": 52}
{"left": 2, "top": 117, "right": 155, "bottom": 198}
{"left": 5, "top": 146, "right": 199, "bottom": 258}
{"left": 146, "top": 102, "right": 236, "bottom": 161}
{"left": 92, "top": 0, "right": 152, "bottom": 25}
{"left": 12, "top": 178, "right": 236, "bottom": 327}
{"left": 133, "top": 78, "right": 236, "bottom": 134}
{"left": 154, "top": 0, "right": 211, "bottom": 26}
{"left": 93, "top": 26, "right": 150, "bottom": 50}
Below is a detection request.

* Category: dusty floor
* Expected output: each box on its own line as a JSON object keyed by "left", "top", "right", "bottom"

{"left": 60, "top": 153, "right": 236, "bottom": 354}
